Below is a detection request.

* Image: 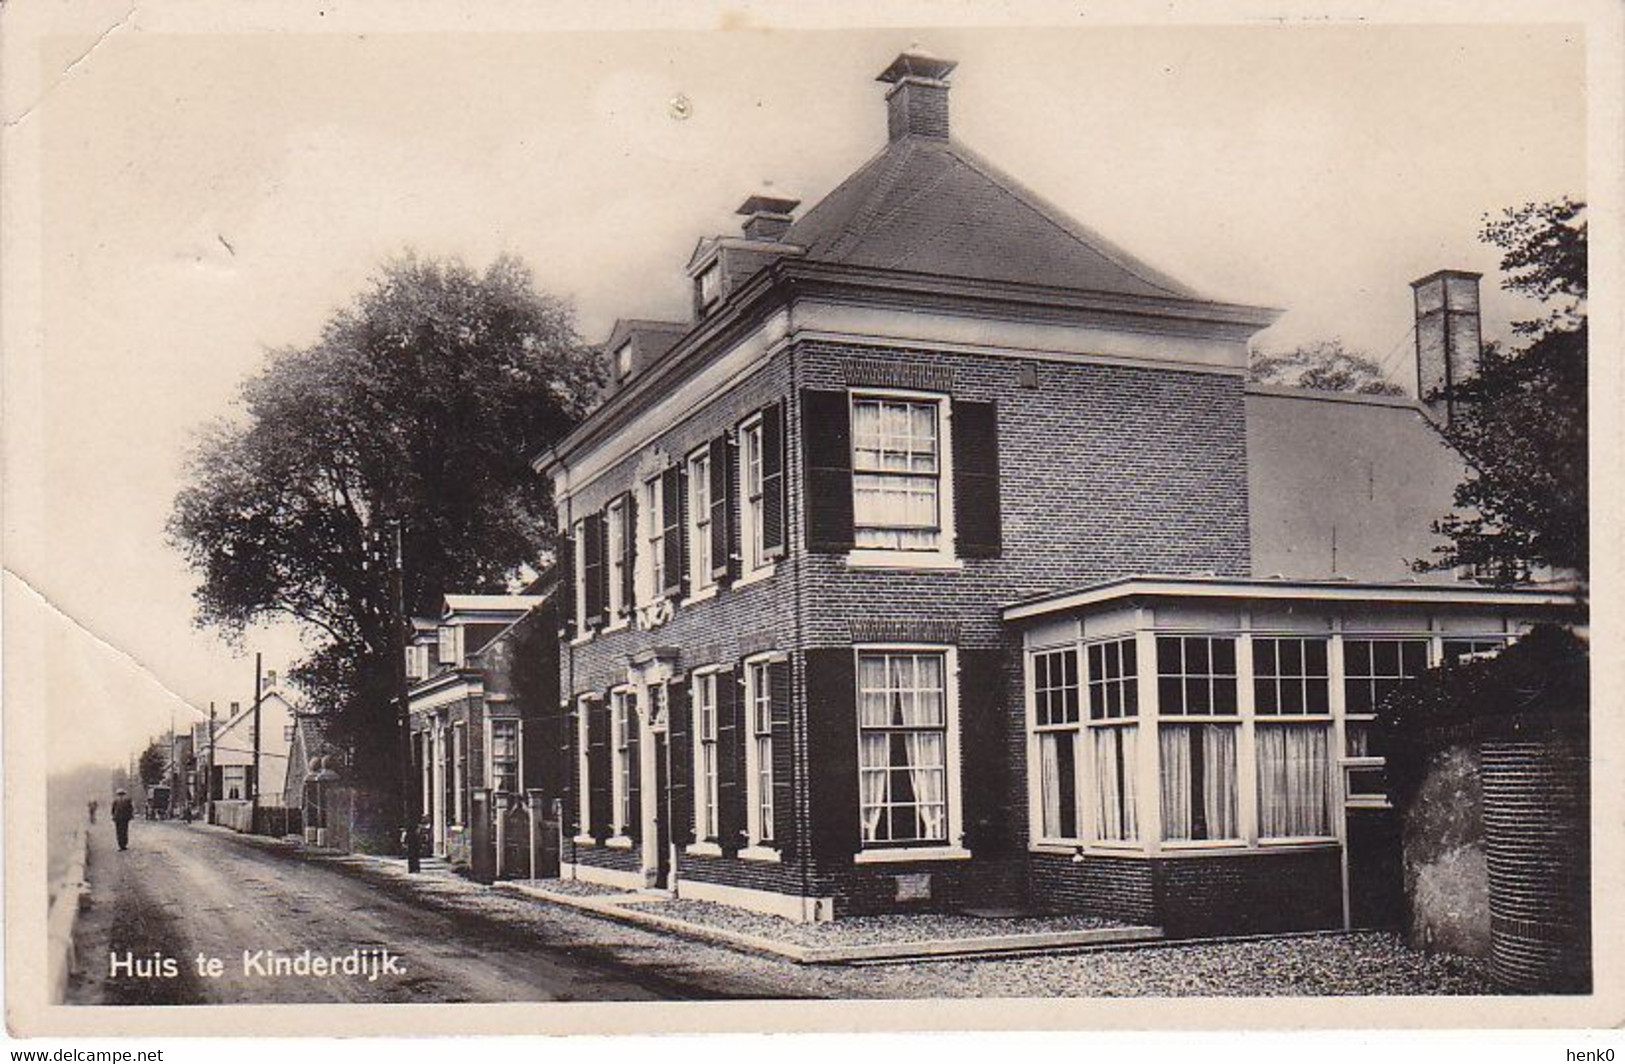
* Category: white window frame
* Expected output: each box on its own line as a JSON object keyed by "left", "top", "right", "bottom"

{"left": 437, "top": 625, "right": 463, "bottom": 667}
{"left": 846, "top": 388, "right": 959, "bottom": 571}
{"left": 741, "top": 654, "right": 783, "bottom": 859}
{"left": 615, "top": 340, "right": 633, "bottom": 381}
{"left": 574, "top": 697, "right": 593, "bottom": 844}
{"left": 697, "top": 261, "right": 722, "bottom": 309}
{"left": 688, "top": 668, "right": 724, "bottom": 854}
{"left": 642, "top": 474, "right": 665, "bottom": 606}
{"left": 686, "top": 447, "right": 715, "bottom": 600}
{"left": 487, "top": 717, "right": 522, "bottom": 796}
{"left": 1154, "top": 634, "right": 1242, "bottom": 848}
{"left": 451, "top": 721, "right": 466, "bottom": 827}
{"left": 1251, "top": 636, "right": 1336, "bottom": 842}
{"left": 605, "top": 500, "right": 627, "bottom": 629}
{"left": 571, "top": 520, "right": 590, "bottom": 641}
{"left": 852, "top": 644, "right": 968, "bottom": 863}
{"left": 737, "top": 414, "right": 771, "bottom": 580}
{"left": 1028, "top": 644, "right": 1084, "bottom": 845}
{"left": 609, "top": 687, "right": 634, "bottom": 844}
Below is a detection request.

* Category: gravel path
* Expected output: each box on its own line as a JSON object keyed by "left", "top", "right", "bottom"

{"left": 638, "top": 897, "right": 1131, "bottom": 947}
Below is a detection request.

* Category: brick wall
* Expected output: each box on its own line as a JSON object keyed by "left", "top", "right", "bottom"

{"left": 1154, "top": 849, "right": 1343, "bottom": 937}
{"left": 553, "top": 332, "right": 1253, "bottom": 913}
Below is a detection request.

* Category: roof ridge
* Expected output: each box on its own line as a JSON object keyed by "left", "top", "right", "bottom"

{"left": 942, "top": 139, "right": 1196, "bottom": 299}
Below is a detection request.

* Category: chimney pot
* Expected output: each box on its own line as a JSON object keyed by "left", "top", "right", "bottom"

{"left": 1411, "top": 269, "right": 1483, "bottom": 424}
{"left": 877, "top": 49, "right": 956, "bottom": 142}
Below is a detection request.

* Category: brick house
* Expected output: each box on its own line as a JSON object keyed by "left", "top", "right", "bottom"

{"left": 408, "top": 589, "right": 560, "bottom": 866}
{"left": 534, "top": 50, "right": 1572, "bottom": 928}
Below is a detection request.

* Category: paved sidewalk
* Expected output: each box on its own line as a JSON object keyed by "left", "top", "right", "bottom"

{"left": 496, "top": 879, "right": 1161, "bottom": 964}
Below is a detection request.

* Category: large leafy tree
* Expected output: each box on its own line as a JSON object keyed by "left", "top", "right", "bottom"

{"left": 1248, "top": 339, "right": 1404, "bottom": 396}
{"left": 169, "top": 254, "right": 601, "bottom": 796}
{"left": 1419, "top": 198, "right": 1587, "bottom": 585}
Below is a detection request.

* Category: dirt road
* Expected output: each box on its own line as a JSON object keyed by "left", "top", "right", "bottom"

{"left": 67, "top": 818, "right": 823, "bottom": 1004}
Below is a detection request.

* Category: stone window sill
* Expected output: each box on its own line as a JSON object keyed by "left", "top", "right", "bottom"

{"left": 853, "top": 845, "right": 971, "bottom": 864}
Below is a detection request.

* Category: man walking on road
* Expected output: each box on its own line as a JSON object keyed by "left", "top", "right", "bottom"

{"left": 87, "top": 798, "right": 98, "bottom": 824}
{"left": 111, "top": 788, "right": 134, "bottom": 851}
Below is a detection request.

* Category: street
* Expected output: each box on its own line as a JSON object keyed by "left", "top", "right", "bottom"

{"left": 66, "top": 818, "right": 838, "bottom": 1005}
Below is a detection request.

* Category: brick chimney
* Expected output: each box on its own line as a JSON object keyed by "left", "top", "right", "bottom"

{"left": 737, "top": 193, "right": 800, "bottom": 242}
{"left": 1411, "top": 269, "right": 1483, "bottom": 423}
{"left": 877, "top": 48, "right": 957, "bottom": 142}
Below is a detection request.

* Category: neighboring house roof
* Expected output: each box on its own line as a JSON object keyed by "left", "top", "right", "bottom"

{"left": 783, "top": 135, "right": 1198, "bottom": 300}
{"left": 442, "top": 594, "right": 545, "bottom": 614}
{"left": 1245, "top": 385, "right": 1468, "bottom": 583}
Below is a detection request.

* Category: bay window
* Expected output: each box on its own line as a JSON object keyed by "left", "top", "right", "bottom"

{"left": 852, "top": 395, "right": 942, "bottom": 552}
{"left": 1252, "top": 638, "right": 1332, "bottom": 839}
{"left": 692, "top": 672, "right": 719, "bottom": 841}
{"left": 1032, "top": 647, "right": 1081, "bottom": 840}
{"left": 688, "top": 449, "right": 713, "bottom": 592}
{"left": 1087, "top": 638, "right": 1139, "bottom": 842}
{"left": 1156, "top": 636, "right": 1239, "bottom": 842}
{"left": 858, "top": 650, "right": 949, "bottom": 846}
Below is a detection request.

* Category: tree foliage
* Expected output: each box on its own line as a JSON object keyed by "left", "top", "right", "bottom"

{"left": 138, "top": 741, "right": 169, "bottom": 787}
{"left": 168, "top": 254, "right": 601, "bottom": 789}
{"left": 1248, "top": 339, "right": 1404, "bottom": 396}
{"left": 1419, "top": 199, "right": 1587, "bottom": 585}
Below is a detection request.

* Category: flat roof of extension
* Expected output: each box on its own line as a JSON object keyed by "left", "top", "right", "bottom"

{"left": 1002, "top": 574, "right": 1580, "bottom": 622}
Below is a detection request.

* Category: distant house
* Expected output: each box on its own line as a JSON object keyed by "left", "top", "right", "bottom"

{"left": 533, "top": 50, "right": 1574, "bottom": 929}
{"left": 207, "top": 682, "right": 297, "bottom": 830}
{"left": 407, "top": 588, "right": 561, "bottom": 868}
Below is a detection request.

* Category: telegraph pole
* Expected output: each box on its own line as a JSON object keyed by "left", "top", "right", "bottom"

{"left": 387, "top": 520, "right": 421, "bottom": 873}
{"left": 208, "top": 701, "right": 216, "bottom": 824}
{"left": 250, "top": 652, "right": 263, "bottom": 823}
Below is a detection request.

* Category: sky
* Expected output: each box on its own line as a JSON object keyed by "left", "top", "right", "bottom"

{"left": 2, "top": 8, "right": 1587, "bottom": 772}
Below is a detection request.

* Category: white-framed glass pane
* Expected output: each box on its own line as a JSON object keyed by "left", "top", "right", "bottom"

{"left": 1038, "top": 731, "right": 1079, "bottom": 839}
{"left": 1091, "top": 725, "right": 1139, "bottom": 842}
{"left": 856, "top": 651, "right": 950, "bottom": 845}
{"left": 1256, "top": 722, "right": 1333, "bottom": 837}
{"left": 1159, "top": 723, "right": 1239, "bottom": 841}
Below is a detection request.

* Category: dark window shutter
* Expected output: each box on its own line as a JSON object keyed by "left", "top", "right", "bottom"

{"left": 667, "top": 679, "right": 693, "bottom": 846}
{"left": 708, "top": 436, "right": 731, "bottom": 585}
{"left": 560, "top": 702, "right": 576, "bottom": 836}
{"left": 760, "top": 400, "right": 787, "bottom": 561}
{"left": 557, "top": 533, "right": 576, "bottom": 640}
{"left": 662, "top": 465, "right": 684, "bottom": 599}
{"left": 801, "top": 389, "right": 854, "bottom": 552}
{"left": 958, "top": 649, "right": 1009, "bottom": 853}
{"left": 714, "top": 667, "right": 745, "bottom": 852}
{"left": 620, "top": 493, "right": 636, "bottom": 620}
{"left": 625, "top": 695, "right": 641, "bottom": 841}
{"left": 587, "top": 697, "right": 611, "bottom": 841}
{"left": 805, "top": 648, "right": 860, "bottom": 861}
{"left": 582, "top": 513, "right": 605, "bottom": 630}
{"left": 952, "top": 399, "right": 1001, "bottom": 558}
{"left": 768, "top": 658, "right": 795, "bottom": 857}
{"left": 724, "top": 436, "right": 742, "bottom": 583}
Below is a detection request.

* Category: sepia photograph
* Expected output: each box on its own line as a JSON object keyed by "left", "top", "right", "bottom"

{"left": 2, "top": 0, "right": 1617, "bottom": 1044}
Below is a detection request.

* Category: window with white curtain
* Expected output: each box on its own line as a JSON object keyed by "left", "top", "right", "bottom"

{"left": 858, "top": 650, "right": 949, "bottom": 845}
{"left": 745, "top": 659, "right": 774, "bottom": 844}
{"left": 851, "top": 395, "right": 942, "bottom": 551}
{"left": 1087, "top": 638, "right": 1139, "bottom": 842}
{"left": 1252, "top": 638, "right": 1333, "bottom": 839}
{"left": 1342, "top": 638, "right": 1429, "bottom": 758}
{"left": 611, "top": 689, "right": 633, "bottom": 835}
{"left": 1032, "top": 647, "right": 1080, "bottom": 840}
{"left": 575, "top": 698, "right": 591, "bottom": 835}
{"left": 643, "top": 475, "right": 664, "bottom": 603}
{"left": 692, "top": 672, "right": 719, "bottom": 841}
{"left": 740, "top": 418, "right": 767, "bottom": 572}
{"left": 606, "top": 501, "right": 626, "bottom": 623}
{"left": 1156, "top": 636, "right": 1238, "bottom": 842}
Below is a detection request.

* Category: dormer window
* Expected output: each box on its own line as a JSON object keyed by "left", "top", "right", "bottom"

{"left": 615, "top": 341, "right": 633, "bottom": 381}
{"left": 697, "top": 261, "right": 722, "bottom": 309}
